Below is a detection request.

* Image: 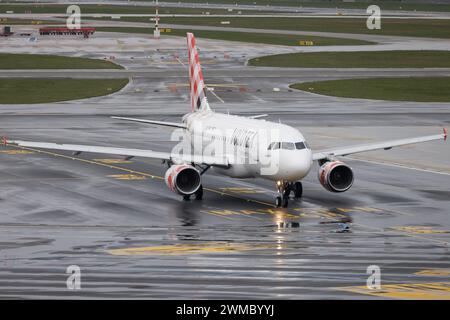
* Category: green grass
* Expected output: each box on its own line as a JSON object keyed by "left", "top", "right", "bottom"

{"left": 96, "top": 26, "right": 374, "bottom": 46}
{"left": 2, "top": 1, "right": 450, "bottom": 12}
{"left": 290, "top": 77, "right": 450, "bottom": 102}
{"left": 249, "top": 51, "right": 450, "bottom": 68}
{"left": 111, "top": 16, "right": 450, "bottom": 39}
{"left": 0, "top": 18, "right": 57, "bottom": 25}
{"left": 0, "top": 78, "right": 129, "bottom": 104}
{"left": 0, "top": 53, "right": 123, "bottom": 69}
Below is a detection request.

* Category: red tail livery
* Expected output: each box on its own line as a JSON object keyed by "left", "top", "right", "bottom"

{"left": 187, "top": 32, "right": 210, "bottom": 112}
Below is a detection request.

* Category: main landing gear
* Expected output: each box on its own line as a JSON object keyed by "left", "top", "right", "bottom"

{"left": 275, "top": 181, "right": 303, "bottom": 208}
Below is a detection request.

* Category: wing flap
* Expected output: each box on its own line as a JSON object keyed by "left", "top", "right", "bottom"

{"left": 313, "top": 130, "right": 447, "bottom": 161}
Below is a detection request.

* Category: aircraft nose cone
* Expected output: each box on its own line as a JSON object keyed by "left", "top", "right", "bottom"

{"left": 279, "top": 149, "right": 312, "bottom": 180}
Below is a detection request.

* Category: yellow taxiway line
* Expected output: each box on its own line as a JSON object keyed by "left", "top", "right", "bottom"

{"left": 338, "top": 282, "right": 450, "bottom": 299}
{"left": 107, "top": 242, "right": 275, "bottom": 256}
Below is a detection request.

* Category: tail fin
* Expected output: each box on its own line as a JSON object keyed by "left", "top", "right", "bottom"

{"left": 187, "top": 32, "right": 210, "bottom": 112}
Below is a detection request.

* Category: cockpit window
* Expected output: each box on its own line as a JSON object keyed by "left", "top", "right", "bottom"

{"left": 281, "top": 142, "right": 295, "bottom": 150}
{"left": 269, "top": 142, "right": 298, "bottom": 150}
{"left": 295, "top": 141, "right": 310, "bottom": 150}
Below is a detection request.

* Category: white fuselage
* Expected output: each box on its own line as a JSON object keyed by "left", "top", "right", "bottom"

{"left": 182, "top": 110, "right": 312, "bottom": 182}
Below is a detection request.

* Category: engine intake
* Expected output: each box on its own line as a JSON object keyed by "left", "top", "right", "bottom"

{"left": 318, "top": 161, "right": 354, "bottom": 193}
{"left": 165, "top": 164, "right": 201, "bottom": 195}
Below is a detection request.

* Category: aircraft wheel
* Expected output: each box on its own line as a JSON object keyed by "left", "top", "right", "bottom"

{"left": 275, "top": 196, "right": 282, "bottom": 207}
{"left": 282, "top": 196, "right": 289, "bottom": 208}
{"left": 195, "top": 185, "right": 203, "bottom": 200}
{"left": 283, "top": 184, "right": 292, "bottom": 198}
{"left": 294, "top": 182, "right": 303, "bottom": 198}
{"left": 183, "top": 194, "right": 190, "bottom": 201}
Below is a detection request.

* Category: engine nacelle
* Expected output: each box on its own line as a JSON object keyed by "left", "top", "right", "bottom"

{"left": 318, "top": 161, "right": 354, "bottom": 193}
{"left": 164, "top": 164, "right": 201, "bottom": 195}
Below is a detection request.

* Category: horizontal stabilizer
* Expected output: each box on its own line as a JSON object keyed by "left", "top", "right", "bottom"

{"left": 248, "top": 114, "right": 268, "bottom": 119}
{"left": 111, "top": 116, "right": 187, "bottom": 129}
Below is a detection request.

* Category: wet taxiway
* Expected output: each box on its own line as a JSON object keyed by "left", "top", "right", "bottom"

{"left": 0, "top": 113, "right": 449, "bottom": 299}
{"left": 0, "top": 30, "right": 449, "bottom": 299}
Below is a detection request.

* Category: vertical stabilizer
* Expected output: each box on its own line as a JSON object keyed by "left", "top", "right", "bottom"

{"left": 187, "top": 32, "right": 210, "bottom": 112}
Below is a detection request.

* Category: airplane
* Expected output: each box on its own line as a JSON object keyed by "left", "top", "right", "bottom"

{"left": 3, "top": 33, "right": 447, "bottom": 208}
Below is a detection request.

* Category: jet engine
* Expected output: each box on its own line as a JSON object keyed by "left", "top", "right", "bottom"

{"left": 318, "top": 161, "right": 354, "bottom": 192}
{"left": 164, "top": 164, "right": 201, "bottom": 195}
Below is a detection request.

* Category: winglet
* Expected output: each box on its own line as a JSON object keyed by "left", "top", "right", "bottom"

{"left": 444, "top": 128, "right": 448, "bottom": 141}
{"left": 2, "top": 136, "right": 7, "bottom": 146}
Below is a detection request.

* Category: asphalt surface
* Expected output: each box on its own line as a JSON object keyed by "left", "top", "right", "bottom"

{"left": 0, "top": 21, "right": 449, "bottom": 300}
{"left": 3, "top": 68, "right": 450, "bottom": 79}
{"left": 0, "top": 115, "right": 449, "bottom": 299}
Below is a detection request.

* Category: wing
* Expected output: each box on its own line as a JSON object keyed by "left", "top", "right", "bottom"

{"left": 5, "top": 139, "right": 230, "bottom": 167}
{"left": 111, "top": 116, "right": 187, "bottom": 129}
{"left": 312, "top": 129, "right": 447, "bottom": 161}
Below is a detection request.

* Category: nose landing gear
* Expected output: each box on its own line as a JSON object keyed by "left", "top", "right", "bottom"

{"left": 275, "top": 181, "right": 303, "bottom": 208}
{"left": 293, "top": 181, "right": 303, "bottom": 198}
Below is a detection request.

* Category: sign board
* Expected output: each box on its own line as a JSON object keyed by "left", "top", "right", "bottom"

{"left": 299, "top": 40, "right": 314, "bottom": 46}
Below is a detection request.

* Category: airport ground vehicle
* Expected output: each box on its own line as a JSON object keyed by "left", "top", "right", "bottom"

{"left": 39, "top": 27, "right": 95, "bottom": 38}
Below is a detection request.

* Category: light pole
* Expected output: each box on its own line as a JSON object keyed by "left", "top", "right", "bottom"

{"left": 154, "top": 0, "right": 160, "bottom": 39}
